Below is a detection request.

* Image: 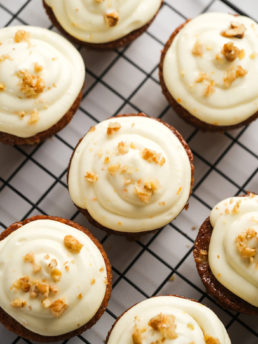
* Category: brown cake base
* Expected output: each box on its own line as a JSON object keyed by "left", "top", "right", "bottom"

{"left": 68, "top": 113, "right": 194, "bottom": 238}
{"left": 193, "top": 216, "right": 258, "bottom": 315}
{"left": 43, "top": 1, "right": 163, "bottom": 49}
{"left": 0, "top": 91, "right": 82, "bottom": 145}
{"left": 0, "top": 215, "right": 112, "bottom": 342}
{"left": 159, "top": 20, "right": 258, "bottom": 132}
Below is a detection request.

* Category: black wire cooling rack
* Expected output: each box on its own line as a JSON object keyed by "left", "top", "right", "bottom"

{"left": 0, "top": 0, "right": 257, "bottom": 343}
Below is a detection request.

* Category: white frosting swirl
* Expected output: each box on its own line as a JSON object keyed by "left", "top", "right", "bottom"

{"left": 209, "top": 195, "right": 258, "bottom": 307}
{"left": 68, "top": 116, "right": 192, "bottom": 233}
{"left": 45, "top": 0, "right": 162, "bottom": 43}
{"left": 107, "top": 296, "right": 231, "bottom": 344}
{"left": 0, "top": 219, "right": 108, "bottom": 336}
{"left": 0, "top": 26, "right": 85, "bottom": 138}
{"left": 163, "top": 12, "right": 258, "bottom": 126}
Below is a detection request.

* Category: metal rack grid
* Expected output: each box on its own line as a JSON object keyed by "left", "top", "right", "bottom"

{"left": 0, "top": 0, "right": 257, "bottom": 343}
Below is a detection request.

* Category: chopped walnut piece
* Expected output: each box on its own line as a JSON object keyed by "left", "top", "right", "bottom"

{"left": 132, "top": 327, "right": 143, "bottom": 344}
{"left": 142, "top": 148, "right": 166, "bottom": 166}
{"left": 222, "top": 42, "right": 240, "bottom": 62}
{"left": 14, "top": 30, "right": 30, "bottom": 43}
{"left": 24, "top": 253, "right": 34, "bottom": 263}
{"left": 196, "top": 72, "right": 209, "bottom": 83}
{"left": 33, "top": 263, "right": 42, "bottom": 273}
{"left": 107, "top": 122, "right": 121, "bottom": 135}
{"left": 89, "top": 125, "right": 96, "bottom": 132}
{"left": 11, "top": 299, "right": 26, "bottom": 308}
{"left": 12, "top": 276, "right": 31, "bottom": 292}
{"left": 235, "top": 228, "right": 257, "bottom": 262}
{"left": 49, "top": 285, "right": 59, "bottom": 295}
{"left": 85, "top": 171, "right": 98, "bottom": 183}
{"left": 108, "top": 163, "right": 121, "bottom": 175}
{"left": 91, "top": 278, "right": 96, "bottom": 285}
{"left": 204, "top": 81, "right": 215, "bottom": 97}
{"left": 205, "top": 335, "right": 221, "bottom": 344}
{"left": 42, "top": 298, "right": 52, "bottom": 309}
{"left": 224, "top": 65, "right": 247, "bottom": 88}
{"left": 117, "top": 141, "right": 129, "bottom": 155}
{"left": 221, "top": 22, "right": 246, "bottom": 39}
{"left": 48, "top": 258, "right": 57, "bottom": 270}
{"left": 77, "top": 293, "right": 83, "bottom": 300}
{"left": 0, "top": 54, "right": 12, "bottom": 63}
{"left": 50, "top": 298, "right": 68, "bottom": 318}
{"left": 104, "top": 10, "right": 119, "bottom": 27}
{"left": 0, "top": 83, "right": 5, "bottom": 91}
{"left": 192, "top": 40, "right": 203, "bottom": 56}
{"left": 50, "top": 268, "right": 62, "bottom": 282}
{"left": 135, "top": 180, "right": 159, "bottom": 204}
{"left": 31, "top": 281, "right": 50, "bottom": 298}
{"left": 64, "top": 235, "right": 83, "bottom": 253}
{"left": 232, "top": 200, "right": 241, "bottom": 214}
{"left": 16, "top": 70, "right": 45, "bottom": 98}
{"left": 28, "top": 110, "right": 39, "bottom": 125}
{"left": 95, "top": 0, "right": 104, "bottom": 3}
{"left": 148, "top": 313, "right": 178, "bottom": 340}
{"left": 104, "top": 156, "right": 110, "bottom": 164}
{"left": 34, "top": 62, "right": 43, "bottom": 73}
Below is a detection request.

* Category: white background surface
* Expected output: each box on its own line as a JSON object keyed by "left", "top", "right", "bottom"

{"left": 0, "top": 0, "right": 257, "bottom": 343}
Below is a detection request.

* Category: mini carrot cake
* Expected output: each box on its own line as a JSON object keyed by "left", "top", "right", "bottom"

{"left": 194, "top": 194, "right": 258, "bottom": 314}
{"left": 68, "top": 114, "right": 194, "bottom": 236}
{"left": 0, "top": 26, "right": 85, "bottom": 145}
{"left": 43, "top": 0, "right": 163, "bottom": 49}
{"left": 106, "top": 296, "right": 231, "bottom": 344}
{"left": 159, "top": 12, "right": 258, "bottom": 131}
{"left": 0, "top": 215, "right": 112, "bottom": 342}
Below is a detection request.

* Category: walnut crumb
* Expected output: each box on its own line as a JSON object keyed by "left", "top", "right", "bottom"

{"left": 148, "top": 313, "right": 178, "bottom": 339}
{"left": 232, "top": 200, "right": 241, "bottom": 214}
{"left": 221, "top": 42, "right": 240, "bottom": 62}
{"left": 64, "top": 235, "right": 83, "bottom": 253}
{"left": 117, "top": 141, "right": 129, "bottom": 155}
{"left": 104, "top": 10, "right": 119, "bottom": 27}
{"left": 224, "top": 65, "right": 247, "bottom": 88}
{"left": 11, "top": 299, "right": 26, "bottom": 308}
{"left": 28, "top": 110, "right": 39, "bottom": 125}
{"left": 107, "top": 122, "right": 121, "bottom": 135}
{"left": 108, "top": 163, "right": 121, "bottom": 175}
{"left": 235, "top": 228, "right": 257, "bottom": 262}
{"left": 0, "top": 83, "right": 5, "bottom": 91}
{"left": 132, "top": 327, "right": 143, "bottom": 344}
{"left": 34, "top": 63, "right": 43, "bottom": 73}
{"left": 16, "top": 70, "right": 45, "bottom": 98}
{"left": 42, "top": 298, "right": 52, "bottom": 309}
{"left": 14, "top": 30, "right": 30, "bottom": 43}
{"left": 187, "top": 323, "right": 194, "bottom": 330}
{"left": 135, "top": 180, "right": 159, "bottom": 203}
{"left": 91, "top": 278, "right": 96, "bottom": 285}
{"left": 50, "top": 268, "right": 62, "bottom": 282}
{"left": 89, "top": 125, "right": 96, "bottom": 132}
{"left": 142, "top": 148, "right": 166, "bottom": 166}
{"left": 205, "top": 335, "right": 221, "bottom": 344}
{"left": 31, "top": 281, "right": 49, "bottom": 298}
{"left": 50, "top": 299, "right": 68, "bottom": 318}
{"left": 85, "top": 171, "right": 98, "bottom": 183}
{"left": 192, "top": 40, "right": 203, "bottom": 56}
{"left": 12, "top": 276, "right": 31, "bottom": 292}
{"left": 77, "top": 293, "right": 83, "bottom": 299}
{"left": 221, "top": 22, "right": 246, "bottom": 39}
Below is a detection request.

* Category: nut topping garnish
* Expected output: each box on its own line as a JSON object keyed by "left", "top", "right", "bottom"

{"left": 235, "top": 228, "right": 257, "bottom": 263}
{"left": 85, "top": 171, "right": 98, "bottom": 183}
{"left": 49, "top": 298, "right": 68, "bottom": 318}
{"left": 104, "top": 10, "right": 119, "bottom": 27}
{"left": 34, "top": 63, "right": 43, "bottom": 73}
{"left": 117, "top": 141, "right": 129, "bottom": 155}
{"left": 0, "top": 83, "right": 5, "bottom": 91}
{"left": 148, "top": 313, "right": 178, "bottom": 340}
{"left": 107, "top": 122, "right": 121, "bottom": 135}
{"left": 31, "top": 281, "right": 50, "bottom": 298}
{"left": 11, "top": 299, "right": 27, "bottom": 308}
{"left": 12, "top": 276, "right": 31, "bottom": 292}
{"left": 205, "top": 335, "right": 221, "bottom": 344}
{"left": 221, "top": 22, "right": 246, "bottom": 39}
{"left": 221, "top": 42, "right": 240, "bottom": 62}
{"left": 192, "top": 40, "right": 203, "bottom": 56}
{"left": 16, "top": 70, "right": 45, "bottom": 98}
{"left": 224, "top": 65, "right": 247, "bottom": 88}
{"left": 64, "top": 235, "right": 83, "bottom": 253}
{"left": 142, "top": 148, "right": 166, "bottom": 166}
{"left": 50, "top": 268, "right": 62, "bottom": 282}
{"left": 135, "top": 180, "right": 159, "bottom": 204}
{"left": 132, "top": 326, "right": 143, "bottom": 344}
{"left": 28, "top": 110, "right": 39, "bottom": 125}
{"left": 108, "top": 163, "right": 121, "bottom": 175}
{"left": 41, "top": 298, "right": 52, "bottom": 309}
{"left": 14, "top": 30, "right": 30, "bottom": 43}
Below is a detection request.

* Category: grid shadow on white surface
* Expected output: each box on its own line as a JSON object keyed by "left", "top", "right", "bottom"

{"left": 0, "top": 0, "right": 257, "bottom": 343}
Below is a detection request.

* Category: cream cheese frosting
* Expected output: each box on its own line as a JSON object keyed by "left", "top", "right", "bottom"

{"left": 68, "top": 116, "right": 192, "bottom": 233}
{"left": 209, "top": 195, "right": 258, "bottom": 307}
{"left": 0, "top": 26, "right": 85, "bottom": 138}
{"left": 163, "top": 12, "right": 258, "bottom": 126}
{"left": 0, "top": 219, "right": 108, "bottom": 336}
{"left": 107, "top": 296, "right": 231, "bottom": 344}
{"left": 44, "top": 0, "right": 162, "bottom": 43}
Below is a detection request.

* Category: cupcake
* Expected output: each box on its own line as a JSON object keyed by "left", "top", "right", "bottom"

{"left": 68, "top": 114, "right": 194, "bottom": 237}
{"left": 194, "top": 194, "right": 258, "bottom": 314}
{"left": 43, "top": 0, "right": 163, "bottom": 49}
{"left": 0, "top": 215, "right": 112, "bottom": 342}
{"left": 106, "top": 296, "right": 231, "bottom": 344}
{"left": 159, "top": 12, "right": 258, "bottom": 131}
{"left": 0, "top": 26, "right": 85, "bottom": 145}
